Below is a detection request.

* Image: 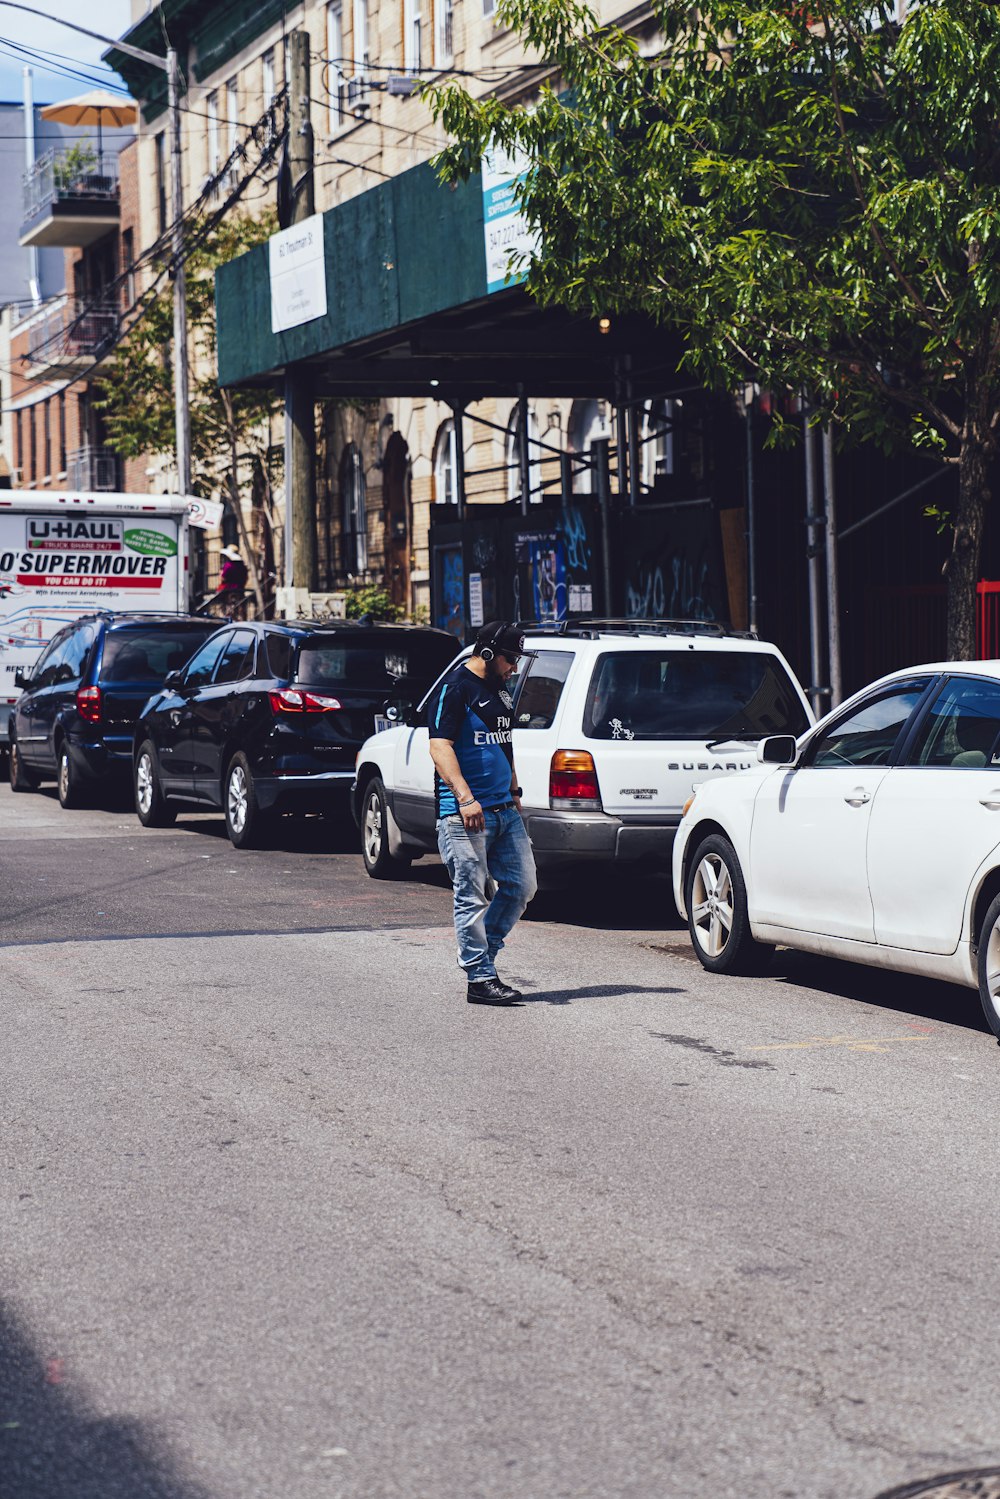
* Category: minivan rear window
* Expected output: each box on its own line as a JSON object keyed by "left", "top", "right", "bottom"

{"left": 296, "top": 635, "right": 459, "bottom": 691}
{"left": 101, "top": 626, "right": 217, "bottom": 683}
{"left": 582, "top": 650, "right": 809, "bottom": 741}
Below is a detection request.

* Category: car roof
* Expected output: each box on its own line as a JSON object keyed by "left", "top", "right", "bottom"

{"left": 262, "top": 620, "right": 457, "bottom": 641}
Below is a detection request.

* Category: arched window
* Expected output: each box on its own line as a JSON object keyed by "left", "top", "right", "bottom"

{"left": 566, "top": 399, "right": 612, "bottom": 495}
{"left": 341, "top": 443, "right": 367, "bottom": 573}
{"left": 433, "top": 420, "right": 459, "bottom": 505}
{"left": 641, "top": 400, "right": 675, "bottom": 490}
{"left": 505, "top": 404, "right": 542, "bottom": 505}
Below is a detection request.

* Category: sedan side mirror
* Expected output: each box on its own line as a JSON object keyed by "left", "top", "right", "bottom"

{"left": 757, "top": 735, "right": 798, "bottom": 765}
{"left": 13, "top": 667, "right": 27, "bottom": 689}
{"left": 384, "top": 695, "right": 415, "bottom": 727}
{"left": 163, "top": 669, "right": 183, "bottom": 690}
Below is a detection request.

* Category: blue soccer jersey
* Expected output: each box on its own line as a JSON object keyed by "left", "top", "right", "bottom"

{"left": 428, "top": 663, "right": 515, "bottom": 816}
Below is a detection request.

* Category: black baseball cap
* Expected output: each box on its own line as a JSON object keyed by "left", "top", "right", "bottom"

{"left": 474, "top": 620, "right": 538, "bottom": 660}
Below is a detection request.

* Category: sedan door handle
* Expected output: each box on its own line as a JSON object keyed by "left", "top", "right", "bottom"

{"left": 980, "top": 791, "right": 1000, "bottom": 810}
{"left": 844, "top": 787, "right": 870, "bottom": 807}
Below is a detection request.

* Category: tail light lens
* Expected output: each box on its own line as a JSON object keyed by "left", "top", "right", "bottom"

{"left": 269, "top": 688, "right": 343, "bottom": 714}
{"left": 549, "top": 749, "right": 601, "bottom": 809}
{"left": 76, "top": 686, "right": 101, "bottom": 724}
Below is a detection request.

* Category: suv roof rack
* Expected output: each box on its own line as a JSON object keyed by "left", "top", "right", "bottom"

{"left": 524, "top": 617, "right": 759, "bottom": 642}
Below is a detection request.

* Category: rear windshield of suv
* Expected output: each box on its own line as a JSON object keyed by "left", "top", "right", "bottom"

{"left": 100, "top": 626, "right": 217, "bottom": 683}
{"left": 582, "top": 649, "right": 809, "bottom": 741}
{"left": 296, "top": 635, "right": 459, "bottom": 691}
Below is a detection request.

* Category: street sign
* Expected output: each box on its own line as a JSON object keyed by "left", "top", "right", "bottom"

{"left": 269, "top": 214, "right": 328, "bottom": 333}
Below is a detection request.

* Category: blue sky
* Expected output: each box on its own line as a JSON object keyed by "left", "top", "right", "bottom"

{"left": 0, "top": 2, "right": 133, "bottom": 106}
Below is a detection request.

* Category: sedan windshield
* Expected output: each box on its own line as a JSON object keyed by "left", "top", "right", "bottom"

{"left": 582, "top": 650, "right": 810, "bottom": 741}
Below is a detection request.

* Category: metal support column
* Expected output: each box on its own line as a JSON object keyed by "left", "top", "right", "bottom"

{"left": 517, "top": 386, "right": 530, "bottom": 516}
{"left": 627, "top": 363, "right": 640, "bottom": 506}
{"left": 559, "top": 452, "right": 574, "bottom": 508}
{"left": 450, "top": 401, "right": 467, "bottom": 522}
{"left": 803, "top": 411, "right": 827, "bottom": 715}
{"left": 822, "top": 426, "right": 843, "bottom": 707}
{"left": 745, "top": 395, "right": 759, "bottom": 636}
{"left": 592, "top": 437, "right": 615, "bottom": 615}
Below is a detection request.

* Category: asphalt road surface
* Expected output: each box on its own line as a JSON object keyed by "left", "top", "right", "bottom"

{"left": 1, "top": 782, "right": 998, "bottom": 1499}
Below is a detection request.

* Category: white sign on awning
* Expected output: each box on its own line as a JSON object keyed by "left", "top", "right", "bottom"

{"left": 269, "top": 214, "right": 328, "bottom": 333}
{"left": 482, "top": 143, "right": 536, "bottom": 295}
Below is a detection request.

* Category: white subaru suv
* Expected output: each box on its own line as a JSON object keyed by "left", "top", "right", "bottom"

{"left": 351, "top": 620, "right": 813, "bottom": 878}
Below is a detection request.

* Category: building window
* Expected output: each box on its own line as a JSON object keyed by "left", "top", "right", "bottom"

{"left": 567, "top": 399, "right": 613, "bottom": 495}
{"left": 263, "top": 48, "right": 276, "bottom": 107}
{"left": 483, "top": 0, "right": 495, "bottom": 15}
{"left": 154, "top": 132, "right": 167, "bottom": 234}
{"left": 121, "top": 228, "right": 135, "bottom": 309}
{"left": 327, "top": 3, "right": 346, "bottom": 129}
{"left": 207, "top": 90, "right": 220, "bottom": 175}
{"left": 43, "top": 399, "right": 51, "bottom": 480}
{"left": 404, "top": 0, "right": 423, "bottom": 70}
{"left": 58, "top": 391, "right": 66, "bottom": 474}
{"left": 505, "top": 404, "right": 542, "bottom": 505}
{"left": 436, "top": 0, "right": 454, "bottom": 64}
{"left": 226, "top": 78, "right": 239, "bottom": 159}
{"left": 641, "top": 400, "right": 675, "bottom": 490}
{"left": 352, "top": 0, "right": 369, "bottom": 80}
{"left": 341, "top": 443, "right": 367, "bottom": 573}
{"left": 434, "top": 421, "right": 459, "bottom": 505}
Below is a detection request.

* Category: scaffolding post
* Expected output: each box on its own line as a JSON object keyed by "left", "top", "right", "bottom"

{"left": 592, "top": 437, "right": 615, "bottom": 615}
{"left": 822, "top": 425, "right": 843, "bottom": 707}
{"left": 560, "top": 451, "right": 574, "bottom": 508}
{"left": 449, "top": 400, "right": 467, "bottom": 521}
{"left": 517, "top": 385, "right": 530, "bottom": 516}
{"left": 745, "top": 393, "right": 759, "bottom": 636}
{"left": 803, "top": 409, "right": 827, "bottom": 715}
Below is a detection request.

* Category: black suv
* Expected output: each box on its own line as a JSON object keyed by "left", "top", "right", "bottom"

{"left": 8, "top": 613, "right": 221, "bottom": 807}
{"left": 132, "top": 620, "right": 460, "bottom": 847}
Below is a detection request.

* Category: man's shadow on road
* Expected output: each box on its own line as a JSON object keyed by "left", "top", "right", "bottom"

{"left": 512, "top": 982, "right": 685, "bottom": 1006}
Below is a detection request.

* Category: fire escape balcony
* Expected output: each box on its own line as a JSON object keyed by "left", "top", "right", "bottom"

{"left": 20, "top": 148, "right": 120, "bottom": 248}
{"left": 23, "top": 297, "right": 121, "bottom": 381}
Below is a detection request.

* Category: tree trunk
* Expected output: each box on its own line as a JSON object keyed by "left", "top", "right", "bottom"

{"left": 219, "top": 390, "right": 266, "bottom": 619}
{"left": 945, "top": 430, "right": 993, "bottom": 660}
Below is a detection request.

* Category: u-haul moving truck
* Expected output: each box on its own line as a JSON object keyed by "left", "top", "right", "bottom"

{"left": 0, "top": 492, "right": 194, "bottom": 746}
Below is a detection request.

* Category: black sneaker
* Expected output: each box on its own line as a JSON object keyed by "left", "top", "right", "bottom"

{"left": 467, "top": 977, "right": 521, "bottom": 1006}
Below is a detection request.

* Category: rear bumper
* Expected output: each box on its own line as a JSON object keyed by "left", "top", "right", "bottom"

{"left": 525, "top": 809, "right": 681, "bottom": 866}
{"left": 255, "top": 769, "right": 355, "bottom": 813}
{"left": 70, "top": 736, "right": 134, "bottom": 782}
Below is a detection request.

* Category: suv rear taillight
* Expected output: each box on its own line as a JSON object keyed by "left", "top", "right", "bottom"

{"left": 76, "top": 686, "right": 101, "bottom": 724}
{"left": 269, "top": 688, "right": 343, "bottom": 713}
{"left": 549, "top": 749, "right": 602, "bottom": 810}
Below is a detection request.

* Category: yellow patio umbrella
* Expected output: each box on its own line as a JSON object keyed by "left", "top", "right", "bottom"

{"left": 40, "top": 91, "right": 138, "bottom": 176}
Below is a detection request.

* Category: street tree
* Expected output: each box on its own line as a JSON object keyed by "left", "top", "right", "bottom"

{"left": 428, "top": 0, "right": 1000, "bottom": 657}
{"left": 98, "top": 213, "right": 280, "bottom": 615}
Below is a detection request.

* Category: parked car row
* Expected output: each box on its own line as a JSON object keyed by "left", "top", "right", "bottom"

{"left": 7, "top": 610, "right": 461, "bottom": 845}
{"left": 12, "top": 608, "right": 1000, "bottom": 1044}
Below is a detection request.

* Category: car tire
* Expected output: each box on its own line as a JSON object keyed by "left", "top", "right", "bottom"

{"left": 56, "top": 743, "right": 88, "bottom": 810}
{"left": 360, "top": 776, "right": 412, "bottom": 879}
{"left": 224, "top": 752, "right": 270, "bottom": 850}
{"left": 685, "top": 832, "right": 774, "bottom": 975}
{"left": 134, "top": 742, "right": 176, "bottom": 828}
{"left": 976, "top": 891, "right": 1000, "bottom": 1040}
{"left": 9, "top": 740, "right": 40, "bottom": 793}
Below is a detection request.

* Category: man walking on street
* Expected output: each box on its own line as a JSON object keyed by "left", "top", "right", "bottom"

{"left": 429, "top": 621, "right": 538, "bottom": 1006}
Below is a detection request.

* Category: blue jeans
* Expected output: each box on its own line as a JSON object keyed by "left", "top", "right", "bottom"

{"left": 437, "top": 806, "right": 538, "bottom": 983}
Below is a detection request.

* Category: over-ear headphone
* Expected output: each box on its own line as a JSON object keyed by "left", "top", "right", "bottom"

{"left": 478, "top": 620, "right": 510, "bottom": 663}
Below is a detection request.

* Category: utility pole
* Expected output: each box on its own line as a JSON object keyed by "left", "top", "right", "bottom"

{"left": 803, "top": 409, "right": 827, "bottom": 716}
{"left": 822, "top": 427, "right": 843, "bottom": 707}
{"left": 167, "top": 48, "right": 191, "bottom": 496}
{"left": 284, "top": 29, "right": 317, "bottom": 597}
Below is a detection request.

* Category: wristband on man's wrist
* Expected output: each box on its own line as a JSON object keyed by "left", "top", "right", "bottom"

{"left": 458, "top": 796, "right": 476, "bottom": 807}
{"left": 511, "top": 786, "right": 523, "bottom": 798}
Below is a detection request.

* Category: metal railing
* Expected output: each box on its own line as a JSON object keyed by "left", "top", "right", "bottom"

{"left": 66, "top": 446, "right": 120, "bottom": 492}
{"left": 23, "top": 147, "right": 120, "bottom": 222}
{"left": 27, "top": 297, "right": 121, "bottom": 368}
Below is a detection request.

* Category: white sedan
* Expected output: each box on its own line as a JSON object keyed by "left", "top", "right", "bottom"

{"left": 672, "top": 660, "right": 1000, "bottom": 1038}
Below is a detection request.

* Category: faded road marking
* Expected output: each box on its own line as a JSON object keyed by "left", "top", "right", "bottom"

{"left": 749, "top": 1032, "right": 934, "bottom": 1055}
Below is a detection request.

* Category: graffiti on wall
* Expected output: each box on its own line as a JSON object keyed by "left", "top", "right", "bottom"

{"left": 621, "top": 502, "right": 725, "bottom": 624}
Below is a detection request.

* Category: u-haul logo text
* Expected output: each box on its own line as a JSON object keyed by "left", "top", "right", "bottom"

{"left": 27, "top": 518, "right": 123, "bottom": 553}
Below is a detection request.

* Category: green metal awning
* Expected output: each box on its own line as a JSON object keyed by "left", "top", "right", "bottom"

{"left": 214, "top": 161, "right": 684, "bottom": 404}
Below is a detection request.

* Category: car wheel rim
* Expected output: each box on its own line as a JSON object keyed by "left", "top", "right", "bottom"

{"left": 136, "top": 753, "right": 153, "bottom": 815}
{"left": 691, "top": 853, "right": 734, "bottom": 959}
{"left": 984, "top": 915, "right": 1000, "bottom": 1025}
{"left": 59, "top": 753, "right": 69, "bottom": 800}
{"left": 228, "top": 766, "right": 248, "bottom": 833}
{"left": 364, "top": 793, "right": 382, "bottom": 863}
